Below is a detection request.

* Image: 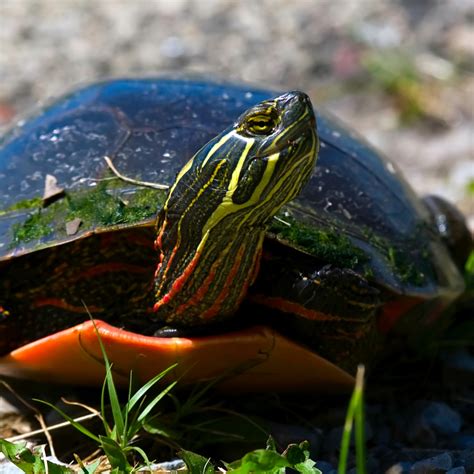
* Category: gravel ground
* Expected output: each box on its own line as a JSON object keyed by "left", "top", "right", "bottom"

{"left": 0, "top": 0, "right": 473, "bottom": 225}
{"left": 0, "top": 1, "right": 473, "bottom": 473}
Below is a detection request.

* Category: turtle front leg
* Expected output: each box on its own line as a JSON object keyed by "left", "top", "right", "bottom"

{"left": 250, "top": 263, "right": 383, "bottom": 374}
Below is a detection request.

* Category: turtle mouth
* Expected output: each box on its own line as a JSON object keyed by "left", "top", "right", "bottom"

{"left": 255, "top": 127, "right": 313, "bottom": 159}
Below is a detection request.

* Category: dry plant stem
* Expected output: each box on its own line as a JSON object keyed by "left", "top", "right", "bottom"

{"left": 104, "top": 156, "right": 169, "bottom": 190}
{"left": 75, "top": 449, "right": 102, "bottom": 465}
{"left": 6, "top": 413, "right": 99, "bottom": 443}
{"left": 1, "top": 380, "right": 56, "bottom": 457}
{"left": 35, "top": 414, "right": 56, "bottom": 458}
{"left": 61, "top": 397, "right": 102, "bottom": 418}
{"left": 40, "top": 445, "right": 49, "bottom": 474}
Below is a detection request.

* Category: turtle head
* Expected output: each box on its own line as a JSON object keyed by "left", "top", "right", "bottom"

{"left": 153, "top": 92, "right": 319, "bottom": 325}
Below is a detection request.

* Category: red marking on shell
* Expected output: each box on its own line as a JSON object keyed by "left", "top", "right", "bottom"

{"left": 376, "top": 297, "right": 420, "bottom": 333}
{"left": 73, "top": 263, "right": 149, "bottom": 281}
{"left": 99, "top": 233, "right": 152, "bottom": 250}
{"left": 34, "top": 298, "right": 102, "bottom": 313}
{"left": 250, "top": 295, "right": 343, "bottom": 321}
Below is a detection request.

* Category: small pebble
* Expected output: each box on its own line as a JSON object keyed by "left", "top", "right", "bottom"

{"left": 406, "top": 416, "right": 437, "bottom": 447}
{"left": 65, "top": 217, "right": 82, "bottom": 235}
{"left": 446, "top": 467, "right": 466, "bottom": 474}
{"left": 138, "top": 459, "right": 186, "bottom": 471}
{"left": 375, "top": 425, "right": 392, "bottom": 445}
{"left": 410, "top": 452, "right": 453, "bottom": 473}
{"left": 455, "top": 449, "right": 474, "bottom": 472}
{"left": 422, "top": 401, "right": 462, "bottom": 436}
{"left": 453, "top": 434, "right": 474, "bottom": 450}
{"left": 442, "top": 348, "right": 474, "bottom": 373}
{"left": 0, "top": 397, "right": 21, "bottom": 416}
{"left": 386, "top": 462, "right": 412, "bottom": 474}
{"left": 0, "top": 457, "right": 23, "bottom": 474}
{"left": 323, "top": 426, "right": 344, "bottom": 454}
{"left": 315, "top": 460, "right": 335, "bottom": 473}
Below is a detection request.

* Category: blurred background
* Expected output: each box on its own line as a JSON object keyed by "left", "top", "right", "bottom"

{"left": 0, "top": 0, "right": 472, "bottom": 228}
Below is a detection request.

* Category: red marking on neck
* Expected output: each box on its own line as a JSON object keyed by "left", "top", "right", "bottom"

{"left": 154, "top": 252, "right": 165, "bottom": 278}
{"left": 201, "top": 243, "right": 255, "bottom": 320}
{"left": 249, "top": 245, "right": 262, "bottom": 286}
{"left": 153, "top": 246, "right": 203, "bottom": 313}
{"left": 154, "top": 219, "right": 166, "bottom": 251}
{"left": 170, "top": 251, "right": 223, "bottom": 318}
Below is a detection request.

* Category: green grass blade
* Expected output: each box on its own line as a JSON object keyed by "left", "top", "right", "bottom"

{"left": 125, "top": 363, "right": 177, "bottom": 412}
{"left": 137, "top": 380, "right": 178, "bottom": 424}
{"left": 34, "top": 399, "right": 101, "bottom": 444}
{"left": 99, "top": 435, "right": 133, "bottom": 473}
{"left": 354, "top": 366, "right": 367, "bottom": 474}
{"left": 179, "top": 449, "right": 215, "bottom": 474}
{"left": 337, "top": 365, "right": 366, "bottom": 474}
{"left": 122, "top": 371, "right": 134, "bottom": 441}
{"left": 125, "top": 397, "right": 147, "bottom": 441}
{"left": 104, "top": 365, "right": 124, "bottom": 438}
{"left": 125, "top": 445, "right": 152, "bottom": 467}
{"left": 89, "top": 318, "right": 125, "bottom": 438}
{"left": 124, "top": 366, "right": 178, "bottom": 439}
{"left": 83, "top": 307, "right": 125, "bottom": 437}
{"left": 100, "top": 376, "right": 112, "bottom": 436}
{"left": 337, "top": 402, "right": 354, "bottom": 473}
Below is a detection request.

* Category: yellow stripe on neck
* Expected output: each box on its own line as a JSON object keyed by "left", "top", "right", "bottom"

{"left": 202, "top": 149, "right": 280, "bottom": 235}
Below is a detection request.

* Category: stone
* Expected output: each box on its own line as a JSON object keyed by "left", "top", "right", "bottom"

{"left": 42, "top": 174, "right": 65, "bottom": 204}
{"left": 410, "top": 452, "right": 453, "bottom": 473}
{"left": 406, "top": 415, "right": 437, "bottom": 447}
{"left": 453, "top": 434, "right": 474, "bottom": 450}
{"left": 323, "top": 426, "right": 344, "bottom": 455}
{"left": 315, "top": 460, "right": 335, "bottom": 473}
{"left": 386, "top": 462, "right": 412, "bottom": 474}
{"left": 446, "top": 467, "right": 466, "bottom": 474}
{"left": 65, "top": 217, "right": 82, "bottom": 235}
{"left": 455, "top": 449, "right": 474, "bottom": 472}
{"left": 422, "top": 402, "right": 462, "bottom": 436}
{"left": 0, "top": 457, "right": 23, "bottom": 474}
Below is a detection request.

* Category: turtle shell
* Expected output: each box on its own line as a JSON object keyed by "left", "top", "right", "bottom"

{"left": 0, "top": 78, "right": 462, "bottom": 295}
{"left": 0, "top": 78, "right": 466, "bottom": 390}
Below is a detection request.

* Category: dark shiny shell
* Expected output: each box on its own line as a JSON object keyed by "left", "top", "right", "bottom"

{"left": 0, "top": 78, "right": 463, "bottom": 299}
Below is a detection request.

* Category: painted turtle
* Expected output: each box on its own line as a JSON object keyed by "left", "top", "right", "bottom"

{"left": 0, "top": 79, "right": 470, "bottom": 392}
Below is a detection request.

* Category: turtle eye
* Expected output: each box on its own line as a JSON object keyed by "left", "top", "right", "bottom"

{"left": 244, "top": 111, "right": 278, "bottom": 136}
